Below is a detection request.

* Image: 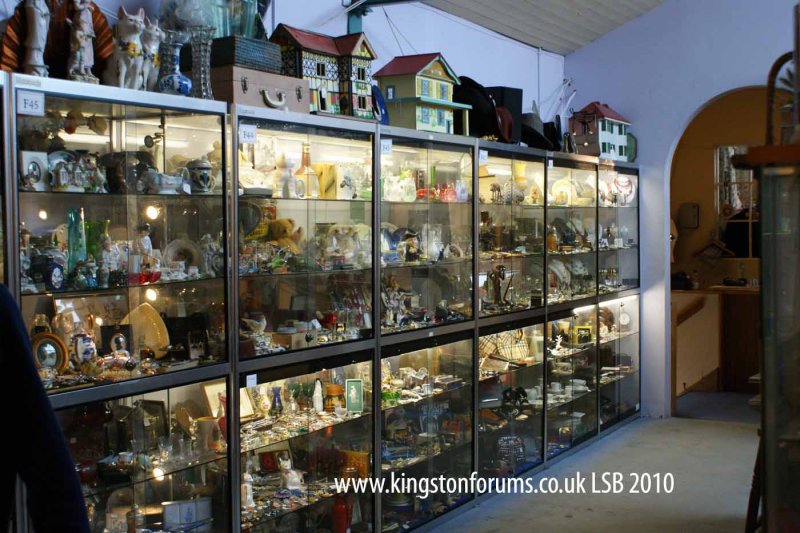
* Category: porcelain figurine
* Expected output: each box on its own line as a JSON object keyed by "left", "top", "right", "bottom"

{"left": 275, "top": 155, "right": 304, "bottom": 198}
{"left": 23, "top": 0, "right": 50, "bottom": 76}
{"left": 141, "top": 18, "right": 164, "bottom": 91}
{"left": 199, "top": 233, "right": 222, "bottom": 276}
{"left": 67, "top": 0, "right": 98, "bottom": 83}
{"left": 241, "top": 473, "right": 256, "bottom": 509}
{"left": 279, "top": 454, "right": 304, "bottom": 491}
{"left": 133, "top": 222, "right": 160, "bottom": 269}
{"left": 104, "top": 7, "right": 146, "bottom": 89}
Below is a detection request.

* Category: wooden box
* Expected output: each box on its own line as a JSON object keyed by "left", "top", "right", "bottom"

{"left": 209, "top": 66, "right": 310, "bottom": 113}
{"left": 272, "top": 331, "right": 318, "bottom": 350}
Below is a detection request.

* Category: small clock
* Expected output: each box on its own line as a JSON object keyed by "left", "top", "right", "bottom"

{"left": 619, "top": 311, "right": 631, "bottom": 329}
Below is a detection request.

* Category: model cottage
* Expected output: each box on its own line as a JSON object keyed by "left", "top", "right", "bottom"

{"left": 270, "top": 23, "right": 377, "bottom": 119}
{"left": 373, "top": 53, "right": 471, "bottom": 135}
{"left": 569, "top": 101, "right": 633, "bottom": 162}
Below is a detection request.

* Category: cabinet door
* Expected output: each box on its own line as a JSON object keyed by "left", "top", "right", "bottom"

{"left": 380, "top": 140, "right": 473, "bottom": 334}
{"left": 598, "top": 167, "right": 639, "bottom": 295}
{"left": 236, "top": 119, "right": 374, "bottom": 358}
{"left": 17, "top": 94, "right": 228, "bottom": 394}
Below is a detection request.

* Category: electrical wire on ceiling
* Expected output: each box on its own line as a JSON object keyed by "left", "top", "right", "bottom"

{"left": 382, "top": 7, "right": 417, "bottom": 55}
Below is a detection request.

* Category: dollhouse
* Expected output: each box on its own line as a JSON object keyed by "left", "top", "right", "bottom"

{"left": 569, "top": 101, "right": 632, "bottom": 162}
{"left": 270, "top": 23, "right": 377, "bottom": 119}
{"left": 373, "top": 52, "right": 471, "bottom": 135}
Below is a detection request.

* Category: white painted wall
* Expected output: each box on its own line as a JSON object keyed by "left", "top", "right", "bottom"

{"left": 565, "top": 0, "right": 795, "bottom": 417}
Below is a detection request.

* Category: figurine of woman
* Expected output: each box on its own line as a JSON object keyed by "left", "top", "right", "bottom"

{"left": 67, "top": 0, "right": 98, "bottom": 83}
{"left": 23, "top": 0, "right": 50, "bottom": 76}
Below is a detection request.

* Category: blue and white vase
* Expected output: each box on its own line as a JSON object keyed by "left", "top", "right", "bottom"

{"left": 156, "top": 30, "right": 191, "bottom": 96}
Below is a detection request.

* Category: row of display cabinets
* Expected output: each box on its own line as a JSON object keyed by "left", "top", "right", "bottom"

{"left": 0, "top": 76, "right": 641, "bottom": 533}
{"left": 0, "top": 75, "right": 639, "bottom": 401}
{"left": 48, "top": 295, "right": 639, "bottom": 533}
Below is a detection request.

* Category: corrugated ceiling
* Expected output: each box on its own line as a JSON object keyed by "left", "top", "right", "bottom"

{"left": 421, "top": 0, "right": 664, "bottom": 55}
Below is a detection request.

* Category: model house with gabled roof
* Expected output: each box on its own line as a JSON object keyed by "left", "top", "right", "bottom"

{"left": 270, "top": 23, "right": 377, "bottom": 119}
{"left": 373, "top": 53, "right": 471, "bottom": 135}
{"left": 569, "top": 101, "right": 633, "bottom": 162}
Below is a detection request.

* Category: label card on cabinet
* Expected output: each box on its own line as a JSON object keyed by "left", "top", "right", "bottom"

{"left": 246, "top": 374, "right": 257, "bottom": 388}
{"left": 18, "top": 90, "right": 44, "bottom": 117}
{"left": 239, "top": 124, "right": 257, "bottom": 145}
{"left": 548, "top": 160, "right": 554, "bottom": 168}
{"left": 479, "top": 149, "right": 488, "bottom": 164}
{"left": 381, "top": 139, "right": 392, "bottom": 154}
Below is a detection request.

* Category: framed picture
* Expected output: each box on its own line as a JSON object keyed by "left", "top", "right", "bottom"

{"left": 575, "top": 326, "right": 593, "bottom": 345}
{"left": 202, "top": 381, "right": 255, "bottom": 419}
{"left": 345, "top": 379, "right": 364, "bottom": 413}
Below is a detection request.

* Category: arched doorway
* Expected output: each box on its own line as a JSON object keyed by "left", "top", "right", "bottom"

{"left": 669, "top": 86, "right": 789, "bottom": 422}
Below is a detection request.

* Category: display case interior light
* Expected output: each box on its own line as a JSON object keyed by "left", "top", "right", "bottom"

{"left": 37, "top": 209, "right": 47, "bottom": 220}
{"left": 573, "top": 304, "right": 596, "bottom": 315}
{"left": 145, "top": 288, "right": 158, "bottom": 302}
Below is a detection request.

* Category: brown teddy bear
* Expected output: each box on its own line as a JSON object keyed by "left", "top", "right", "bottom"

{"left": 269, "top": 218, "right": 304, "bottom": 255}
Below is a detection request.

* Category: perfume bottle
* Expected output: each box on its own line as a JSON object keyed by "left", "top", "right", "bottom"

{"left": 547, "top": 224, "right": 559, "bottom": 252}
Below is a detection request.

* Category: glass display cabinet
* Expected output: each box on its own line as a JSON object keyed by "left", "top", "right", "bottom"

{"left": 235, "top": 112, "right": 374, "bottom": 358}
{"left": 238, "top": 353, "right": 374, "bottom": 533}
{"left": 545, "top": 306, "right": 598, "bottom": 458}
{"left": 478, "top": 321, "right": 545, "bottom": 480}
{"left": 13, "top": 81, "right": 228, "bottom": 394}
{"left": 56, "top": 378, "right": 230, "bottom": 533}
{"left": 598, "top": 295, "right": 640, "bottom": 431}
{"left": 380, "top": 336, "right": 474, "bottom": 531}
{"left": 598, "top": 164, "right": 639, "bottom": 294}
{"left": 477, "top": 149, "right": 545, "bottom": 317}
{"left": 379, "top": 136, "right": 473, "bottom": 335}
{"left": 546, "top": 161, "right": 598, "bottom": 304}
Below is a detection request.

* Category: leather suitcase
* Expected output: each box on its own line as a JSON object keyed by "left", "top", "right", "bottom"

{"left": 209, "top": 65, "right": 310, "bottom": 113}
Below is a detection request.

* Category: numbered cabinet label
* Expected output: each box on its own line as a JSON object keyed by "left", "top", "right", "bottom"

{"left": 246, "top": 374, "right": 257, "bottom": 388}
{"left": 239, "top": 124, "right": 257, "bottom": 145}
{"left": 479, "top": 149, "right": 488, "bottom": 164}
{"left": 18, "top": 90, "right": 44, "bottom": 117}
{"left": 380, "top": 139, "right": 392, "bottom": 155}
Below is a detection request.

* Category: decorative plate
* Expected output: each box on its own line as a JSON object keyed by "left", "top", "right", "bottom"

{"left": 31, "top": 332, "right": 68, "bottom": 373}
{"left": 550, "top": 178, "right": 571, "bottom": 206}
{"left": 120, "top": 303, "right": 170, "bottom": 359}
{"left": 163, "top": 238, "right": 203, "bottom": 268}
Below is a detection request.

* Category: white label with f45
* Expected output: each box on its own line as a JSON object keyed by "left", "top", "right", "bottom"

{"left": 18, "top": 90, "right": 44, "bottom": 117}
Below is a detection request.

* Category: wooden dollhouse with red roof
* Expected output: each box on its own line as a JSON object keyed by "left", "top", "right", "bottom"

{"left": 270, "top": 23, "right": 377, "bottom": 119}
{"left": 373, "top": 52, "right": 471, "bottom": 135}
{"left": 569, "top": 101, "right": 633, "bottom": 162}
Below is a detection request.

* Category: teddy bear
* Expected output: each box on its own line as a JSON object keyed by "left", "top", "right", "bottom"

{"left": 268, "top": 218, "right": 304, "bottom": 255}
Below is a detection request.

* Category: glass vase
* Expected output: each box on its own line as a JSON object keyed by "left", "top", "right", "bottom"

{"left": 156, "top": 30, "right": 192, "bottom": 96}
{"left": 189, "top": 26, "right": 214, "bottom": 100}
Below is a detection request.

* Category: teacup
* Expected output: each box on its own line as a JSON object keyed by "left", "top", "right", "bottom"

{"left": 550, "top": 382, "right": 562, "bottom": 392}
{"left": 187, "top": 266, "right": 199, "bottom": 279}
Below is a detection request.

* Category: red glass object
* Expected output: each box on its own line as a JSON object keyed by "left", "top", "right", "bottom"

{"left": 332, "top": 493, "right": 350, "bottom": 533}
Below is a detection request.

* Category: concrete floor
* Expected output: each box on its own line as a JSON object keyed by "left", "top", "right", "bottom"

{"left": 437, "top": 418, "right": 758, "bottom": 533}
{"left": 676, "top": 392, "right": 760, "bottom": 425}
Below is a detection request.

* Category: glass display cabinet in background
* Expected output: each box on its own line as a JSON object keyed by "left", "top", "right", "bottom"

{"left": 598, "top": 164, "right": 639, "bottom": 294}
{"left": 478, "top": 321, "right": 545, "bottom": 479}
{"left": 380, "top": 336, "right": 473, "bottom": 531}
{"left": 546, "top": 160, "right": 598, "bottom": 305}
{"left": 545, "top": 306, "right": 598, "bottom": 458}
{"left": 598, "top": 295, "right": 640, "bottom": 430}
{"left": 0, "top": 73, "right": 6, "bottom": 284}
{"left": 13, "top": 80, "right": 228, "bottom": 394}
{"left": 235, "top": 113, "right": 374, "bottom": 358}
{"left": 477, "top": 148, "right": 545, "bottom": 317}
{"left": 379, "top": 135, "right": 473, "bottom": 335}
{"left": 238, "top": 353, "right": 374, "bottom": 533}
{"left": 56, "top": 378, "right": 230, "bottom": 533}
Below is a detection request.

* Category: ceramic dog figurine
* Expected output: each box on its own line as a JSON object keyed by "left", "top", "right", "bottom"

{"left": 104, "top": 6, "right": 145, "bottom": 89}
{"left": 141, "top": 17, "right": 164, "bottom": 91}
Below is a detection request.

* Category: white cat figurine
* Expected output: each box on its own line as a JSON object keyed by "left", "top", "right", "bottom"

{"left": 279, "top": 454, "right": 304, "bottom": 490}
{"left": 141, "top": 17, "right": 164, "bottom": 91}
{"left": 103, "top": 6, "right": 145, "bottom": 89}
